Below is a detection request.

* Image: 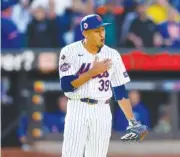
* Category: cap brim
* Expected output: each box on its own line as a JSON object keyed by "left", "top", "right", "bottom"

{"left": 82, "top": 22, "right": 111, "bottom": 32}
{"left": 98, "top": 23, "right": 111, "bottom": 27}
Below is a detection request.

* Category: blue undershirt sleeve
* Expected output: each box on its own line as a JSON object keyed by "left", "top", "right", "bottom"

{"left": 61, "top": 75, "right": 79, "bottom": 92}
{"left": 112, "top": 84, "right": 129, "bottom": 101}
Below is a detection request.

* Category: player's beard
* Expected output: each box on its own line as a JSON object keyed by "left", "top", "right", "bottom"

{"left": 97, "top": 40, "right": 104, "bottom": 49}
{"left": 97, "top": 44, "right": 103, "bottom": 50}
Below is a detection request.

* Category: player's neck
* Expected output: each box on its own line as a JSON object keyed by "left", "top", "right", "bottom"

{"left": 83, "top": 40, "right": 99, "bottom": 55}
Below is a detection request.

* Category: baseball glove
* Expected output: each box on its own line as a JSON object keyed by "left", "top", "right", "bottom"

{"left": 121, "top": 120, "right": 149, "bottom": 142}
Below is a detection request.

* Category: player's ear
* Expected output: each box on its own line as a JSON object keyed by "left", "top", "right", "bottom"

{"left": 82, "top": 30, "right": 88, "bottom": 38}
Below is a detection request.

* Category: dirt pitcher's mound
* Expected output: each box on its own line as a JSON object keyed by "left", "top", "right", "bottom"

{"left": 2, "top": 148, "right": 180, "bottom": 157}
{"left": 1, "top": 148, "right": 59, "bottom": 157}
{"left": 109, "top": 155, "right": 180, "bottom": 157}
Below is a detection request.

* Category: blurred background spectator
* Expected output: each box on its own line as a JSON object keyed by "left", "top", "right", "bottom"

{"left": 96, "top": 0, "right": 124, "bottom": 47}
{"left": 157, "top": 9, "right": 180, "bottom": 48}
{"left": 1, "top": 76, "right": 13, "bottom": 105}
{"left": 1, "top": 0, "right": 21, "bottom": 49}
{"left": 146, "top": 0, "right": 180, "bottom": 25}
{"left": 27, "top": 3, "right": 59, "bottom": 48}
{"left": 44, "top": 95, "right": 67, "bottom": 134}
{"left": 72, "top": 0, "right": 94, "bottom": 41}
{"left": 125, "top": 0, "right": 163, "bottom": 48}
{"left": 31, "top": 0, "right": 72, "bottom": 16}
{"left": 11, "top": 0, "right": 32, "bottom": 47}
{"left": 154, "top": 104, "right": 172, "bottom": 133}
{"left": 113, "top": 90, "right": 150, "bottom": 132}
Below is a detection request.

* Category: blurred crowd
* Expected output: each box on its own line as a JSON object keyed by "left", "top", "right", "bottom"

{"left": 17, "top": 90, "right": 172, "bottom": 149}
{"left": 1, "top": 0, "right": 180, "bottom": 49}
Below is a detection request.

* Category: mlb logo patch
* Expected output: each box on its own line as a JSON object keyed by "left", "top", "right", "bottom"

{"left": 60, "top": 63, "right": 71, "bottom": 72}
{"left": 123, "top": 71, "right": 129, "bottom": 78}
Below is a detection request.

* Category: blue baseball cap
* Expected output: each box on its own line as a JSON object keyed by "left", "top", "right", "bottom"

{"left": 80, "top": 14, "right": 111, "bottom": 32}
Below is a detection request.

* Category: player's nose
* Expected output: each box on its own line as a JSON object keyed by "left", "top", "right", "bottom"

{"left": 99, "top": 29, "right": 105, "bottom": 37}
{"left": 100, "top": 33, "right": 105, "bottom": 39}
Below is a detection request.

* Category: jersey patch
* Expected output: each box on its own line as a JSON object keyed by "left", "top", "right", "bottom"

{"left": 60, "top": 63, "right": 71, "bottom": 72}
{"left": 123, "top": 71, "right": 129, "bottom": 78}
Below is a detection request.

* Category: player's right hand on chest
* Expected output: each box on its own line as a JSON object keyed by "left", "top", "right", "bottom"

{"left": 89, "top": 56, "right": 112, "bottom": 76}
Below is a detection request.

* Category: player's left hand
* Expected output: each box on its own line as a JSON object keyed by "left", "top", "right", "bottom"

{"left": 121, "top": 120, "right": 149, "bottom": 142}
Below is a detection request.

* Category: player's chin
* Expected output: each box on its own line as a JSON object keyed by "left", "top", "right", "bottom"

{"left": 97, "top": 44, "right": 103, "bottom": 49}
{"left": 96, "top": 41, "right": 104, "bottom": 48}
{"left": 99, "top": 42, "right": 104, "bottom": 47}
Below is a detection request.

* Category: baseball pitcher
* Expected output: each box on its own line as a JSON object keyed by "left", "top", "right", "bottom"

{"left": 59, "top": 14, "right": 148, "bottom": 157}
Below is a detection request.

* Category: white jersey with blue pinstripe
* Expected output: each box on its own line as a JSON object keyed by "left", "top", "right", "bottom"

{"left": 59, "top": 40, "right": 130, "bottom": 157}
{"left": 59, "top": 40, "right": 130, "bottom": 100}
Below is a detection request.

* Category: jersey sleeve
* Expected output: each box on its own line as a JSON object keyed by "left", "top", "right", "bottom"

{"left": 59, "top": 47, "right": 76, "bottom": 79}
{"left": 111, "top": 51, "right": 130, "bottom": 87}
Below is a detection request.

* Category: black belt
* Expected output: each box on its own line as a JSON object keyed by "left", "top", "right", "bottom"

{"left": 68, "top": 98, "right": 110, "bottom": 105}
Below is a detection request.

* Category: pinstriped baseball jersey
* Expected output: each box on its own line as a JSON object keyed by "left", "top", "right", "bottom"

{"left": 59, "top": 40, "right": 130, "bottom": 157}
{"left": 59, "top": 40, "right": 130, "bottom": 100}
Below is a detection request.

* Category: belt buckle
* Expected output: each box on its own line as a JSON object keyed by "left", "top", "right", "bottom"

{"left": 87, "top": 98, "right": 94, "bottom": 105}
{"left": 87, "top": 98, "right": 91, "bottom": 105}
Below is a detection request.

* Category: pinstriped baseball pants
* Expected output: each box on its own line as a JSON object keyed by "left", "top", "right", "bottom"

{"left": 62, "top": 99, "right": 112, "bottom": 157}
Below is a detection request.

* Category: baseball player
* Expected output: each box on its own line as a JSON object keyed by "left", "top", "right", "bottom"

{"left": 59, "top": 14, "right": 148, "bottom": 157}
